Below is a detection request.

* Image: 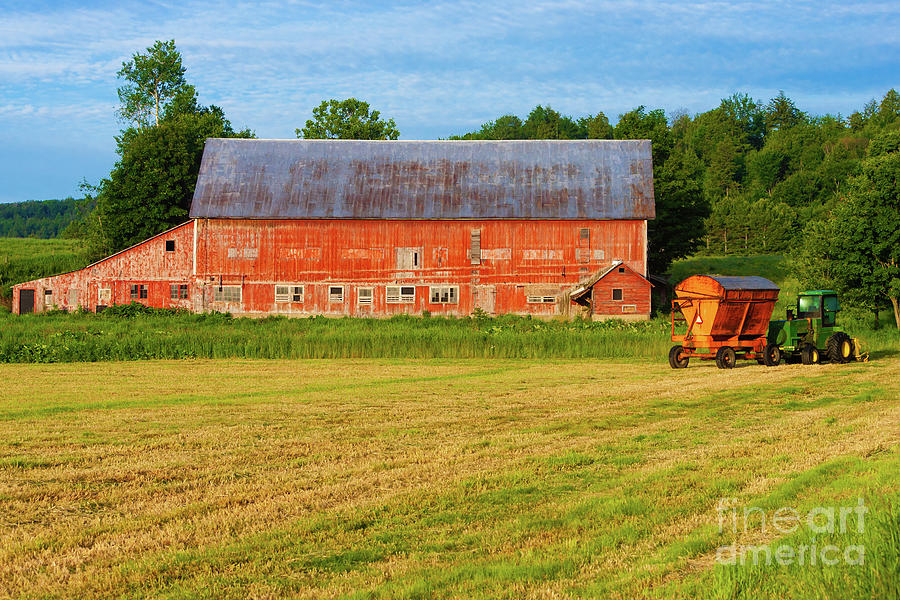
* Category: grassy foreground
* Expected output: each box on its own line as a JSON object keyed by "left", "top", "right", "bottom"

{"left": 1, "top": 357, "right": 897, "bottom": 598}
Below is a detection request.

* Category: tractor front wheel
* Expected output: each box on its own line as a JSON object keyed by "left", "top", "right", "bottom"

{"left": 668, "top": 345, "right": 689, "bottom": 369}
{"left": 715, "top": 346, "right": 736, "bottom": 369}
{"left": 801, "top": 344, "right": 820, "bottom": 365}
{"left": 826, "top": 333, "right": 854, "bottom": 364}
{"left": 763, "top": 343, "right": 781, "bottom": 367}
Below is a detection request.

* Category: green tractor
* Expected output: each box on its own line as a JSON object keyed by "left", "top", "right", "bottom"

{"left": 766, "top": 290, "right": 855, "bottom": 365}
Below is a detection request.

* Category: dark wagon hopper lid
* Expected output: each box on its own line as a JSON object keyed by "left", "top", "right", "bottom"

{"left": 189, "top": 138, "right": 655, "bottom": 220}
{"left": 706, "top": 276, "right": 779, "bottom": 291}
{"left": 675, "top": 274, "right": 780, "bottom": 300}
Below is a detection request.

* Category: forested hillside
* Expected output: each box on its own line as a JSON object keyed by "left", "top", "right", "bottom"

{"left": 0, "top": 198, "right": 87, "bottom": 238}
{"left": 451, "top": 89, "right": 900, "bottom": 258}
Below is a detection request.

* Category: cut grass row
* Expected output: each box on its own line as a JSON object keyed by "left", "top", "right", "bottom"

{"left": 1, "top": 357, "right": 897, "bottom": 598}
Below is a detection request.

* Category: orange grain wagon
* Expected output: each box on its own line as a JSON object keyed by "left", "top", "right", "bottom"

{"left": 669, "top": 275, "right": 780, "bottom": 369}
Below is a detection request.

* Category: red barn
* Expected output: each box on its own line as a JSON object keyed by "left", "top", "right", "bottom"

{"left": 13, "top": 139, "right": 655, "bottom": 319}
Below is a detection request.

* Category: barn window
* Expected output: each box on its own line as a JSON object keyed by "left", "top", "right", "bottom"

{"left": 527, "top": 296, "right": 556, "bottom": 304}
{"left": 170, "top": 284, "right": 189, "bottom": 300}
{"left": 165, "top": 240, "right": 175, "bottom": 252}
{"left": 618, "top": 267, "right": 625, "bottom": 273}
{"left": 275, "top": 285, "right": 304, "bottom": 303}
{"left": 98, "top": 288, "right": 111, "bottom": 303}
{"left": 44, "top": 289, "right": 53, "bottom": 306}
{"left": 622, "top": 305, "right": 637, "bottom": 313}
{"left": 429, "top": 286, "right": 458, "bottom": 304}
{"left": 396, "top": 248, "right": 422, "bottom": 270}
{"left": 213, "top": 286, "right": 241, "bottom": 303}
{"left": 612, "top": 288, "right": 623, "bottom": 301}
{"left": 386, "top": 286, "right": 415, "bottom": 303}
{"left": 470, "top": 229, "right": 481, "bottom": 265}
{"left": 580, "top": 228, "right": 590, "bottom": 240}
{"left": 130, "top": 284, "right": 148, "bottom": 300}
{"left": 329, "top": 286, "right": 344, "bottom": 303}
{"left": 358, "top": 287, "right": 374, "bottom": 305}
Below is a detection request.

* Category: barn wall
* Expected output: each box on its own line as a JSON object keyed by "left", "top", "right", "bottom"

{"left": 13, "top": 218, "right": 652, "bottom": 319}
{"left": 194, "top": 218, "right": 648, "bottom": 317}
{"left": 12, "top": 222, "right": 194, "bottom": 314}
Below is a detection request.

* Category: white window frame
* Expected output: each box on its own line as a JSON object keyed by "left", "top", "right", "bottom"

{"left": 386, "top": 285, "right": 415, "bottom": 304}
{"left": 612, "top": 288, "right": 624, "bottom": 301}
{"left": 213, "top": 285, "right": 241, "bottom": 303}
{"left": 358, "top": 287, "right": 374, "bottom": 305}
{"left": 275, "top": 284, "right": 304, "bottom": 303}
{"left": 328, "top": 285, "right": 344, "bottom": 303}
{"left": 527, "top": 295, "right": 556, "bottom": 304}
{"left": 429, "top": 285, "right": 459, "bottom": 304}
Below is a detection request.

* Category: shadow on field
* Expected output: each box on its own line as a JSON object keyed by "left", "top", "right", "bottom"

{"left": 867, "top": 349, "right": 899, "bottom": 361}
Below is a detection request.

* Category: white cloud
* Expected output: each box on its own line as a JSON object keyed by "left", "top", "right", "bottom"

{"left": 0, "top": 0, "right": 897, "bottom": 198}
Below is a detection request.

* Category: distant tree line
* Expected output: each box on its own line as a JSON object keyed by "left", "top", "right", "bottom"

{"left": 0, "top": 198, "right": 89, "bottom": 238}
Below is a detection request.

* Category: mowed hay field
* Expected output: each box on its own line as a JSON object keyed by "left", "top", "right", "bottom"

{"left": 1, "top": 357, "right": 898, "bottom": 598}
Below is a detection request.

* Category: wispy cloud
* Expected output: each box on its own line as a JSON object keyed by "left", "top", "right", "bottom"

{"left": 0, "top": 0, "right": 898, "bottom": 200}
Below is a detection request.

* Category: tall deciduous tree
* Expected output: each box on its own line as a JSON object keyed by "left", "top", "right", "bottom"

{"left": 79, "top": 43, "right": 253, "bottom": 259}
{"left": 795, "top": 131, "right": 900, "bottom": 327}
{"left": 298, "top": 98, "right": 399, "bottom": 140}
{"left": 116, "top": 40, "right": 188, "bottom": 128}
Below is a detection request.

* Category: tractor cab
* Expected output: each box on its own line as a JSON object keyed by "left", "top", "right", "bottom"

{"left": 796, "top": 290, "right": 840, "bottom": 327}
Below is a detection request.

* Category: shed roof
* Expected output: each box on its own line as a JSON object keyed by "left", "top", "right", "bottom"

{"left": 189, "top": 139, "right": 655, "bottom": 220}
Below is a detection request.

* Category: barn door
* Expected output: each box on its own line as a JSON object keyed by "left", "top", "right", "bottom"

{"left": 19, "top": 289, "right": 35, "bottom": 314}
{"left": 474, "top": 285, "right": 495, "bottom": 314}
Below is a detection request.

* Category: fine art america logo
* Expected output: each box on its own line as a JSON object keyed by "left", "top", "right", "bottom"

{"left": 715, "top": 497, "right": 867, "bottom": 566}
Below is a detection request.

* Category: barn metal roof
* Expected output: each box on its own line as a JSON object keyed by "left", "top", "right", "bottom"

{"left": 189, "top": 139, "right": 655, "bottom": 220}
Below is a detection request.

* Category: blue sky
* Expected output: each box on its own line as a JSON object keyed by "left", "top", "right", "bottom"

{"left": 1, "top": 0, "right": 898, "bottom": 203}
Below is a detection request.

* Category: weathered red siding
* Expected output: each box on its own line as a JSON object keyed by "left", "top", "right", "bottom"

{"left": 192, "top": 218, "right": 648, "bottom": 317}
{"left": 12, "top": 222, "right": 194, "bottom": 314}
{"left": 591, "top": 264, "right": 652, "bottom": 320}
{"left": 13, "top": 218, "right": 651, "bottom": 319}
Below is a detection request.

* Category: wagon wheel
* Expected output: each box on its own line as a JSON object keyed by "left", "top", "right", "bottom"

{"left": 826, "top": 332, "right": 854, "bottom": 364}
{"left": 763, "top": 343, "right": 781, "bottom": 367}
{"left": 668, "top": 345, "right": 689, "bottom": 369}
{"left": 800, "top": 344, "right": 820, "bottom": 365}
{"left": 715, "top": 346, "right": 736, "bottom": 369}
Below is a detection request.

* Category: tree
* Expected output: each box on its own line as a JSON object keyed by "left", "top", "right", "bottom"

{"left": 648, "top": 147, "right": 708, "bottom": 273}
{"left": 579, "top": 112, "right": 614, "bottom": 139}
{"left": 794, "top": 131, "right": 900, "bottom": 328}
{"left": 766, "top": 91, "right": 806, "bottom": 131}
{"left": 116, "top": 40, "right": 188, "bottom": 128}
{"left": 298, "top": 98, "right": 399, "bottom": 140}
{"left": 521, "top": 105, "right": 580, "bottom": 139}
{"left": 78, "top": 42, "right": 254, "bottom": 258}
{"left": 84, "top": 106, "right": 253, "bottom": 257}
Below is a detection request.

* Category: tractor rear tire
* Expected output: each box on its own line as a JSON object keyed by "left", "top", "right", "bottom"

{"left": 715, "top": 346, "right": 736, "bottom": 369}
{"left": 763, "top": 343, "right": 781, "bottom": 367}
{"left": 826, "top": 333, "right": 854, "bottom": 364}
{"left": 668, "top": 345, "right": 689, "bottom": 369}
{"left": 801, "top": 344, "right": 820, "bottom": 365}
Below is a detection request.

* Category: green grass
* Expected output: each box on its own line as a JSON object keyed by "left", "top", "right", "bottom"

{"left": 0, "top": 237, "right": 86, "bottom": 302}
{"left": 0, "top": 308, "right": 674, "bottom": 362}
{"left": 1, "top": 357, "right": 897, "bottom": 598}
